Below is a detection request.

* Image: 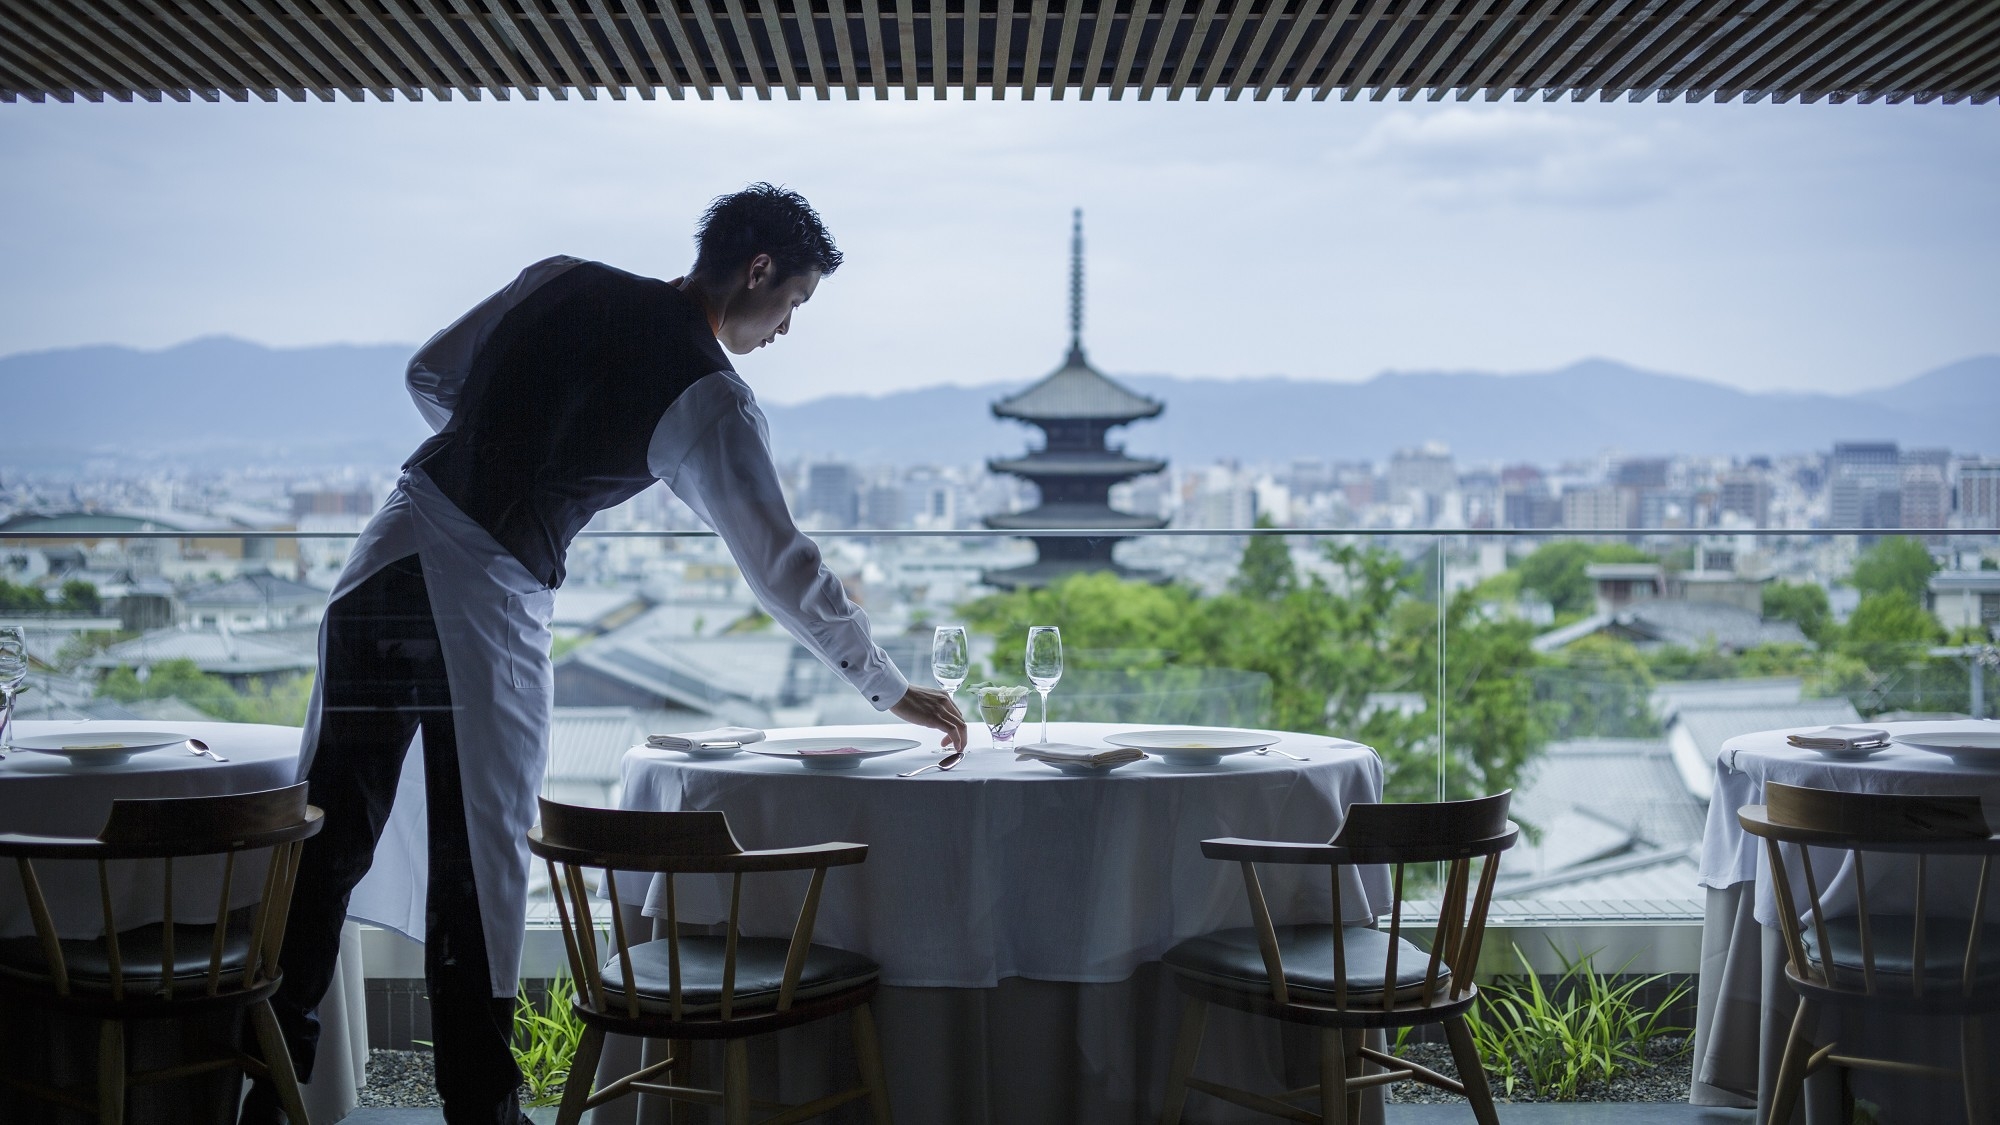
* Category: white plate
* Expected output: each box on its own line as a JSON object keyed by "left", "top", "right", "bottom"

{"left": 1103, "top": 728, "right": 1280, "bottom": 767}
{"left": 749, "top": 737, "right": 921, "bottom": 771}
{"left": 677, "top": 743, "right": 751, "bottom": 760}
{"left": 1812, "top": 744, "right": 1890, "bottom": 762}
{"left": 11, "top": 729, "right": 191, "bottom": 766}
{"left": 1890, "top": 730, "right": 2000, "bottom": 766}
{"left": 1034, "top": 757, "right": 1144, "bottom": 776}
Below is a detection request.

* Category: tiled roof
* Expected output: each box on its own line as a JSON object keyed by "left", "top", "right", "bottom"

{"left": 89, "top": 627, "right": 317, "bottom": 676}
{"left": 183, "top": 572, "right": 328, "bottom": 608}
{"left": 1534, "top": 600, "right": 1809, "bottom": 653}
{"left": 1500, "top": 738, "right": 1707, "bottom": 902}
{"left": 992, "top": 351, "right": 1162, "bottom": 423}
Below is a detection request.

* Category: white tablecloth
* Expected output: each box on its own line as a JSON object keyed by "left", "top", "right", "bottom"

{"left": 596, "top": 721, "right": 1389, "bottom": 1124}
{"left": 1691, "top": 721, "right": 2000, "bottom": 1123}
{"left": 0, "top": 721, "right": 368, "bottom": 1124}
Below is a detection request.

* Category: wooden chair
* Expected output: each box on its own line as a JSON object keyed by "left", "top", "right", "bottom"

{"left": 0, "top": 782, "right": 323, "bottom": 1124}
{"left": 1737, "top": 781, "right": 2000, "bottom": 1125}
{"left": 1158, "top": 791, "right": 1518, "bottom": 1125}
{"left": 528, "top": 798, "right": 892, "bottom": 1125}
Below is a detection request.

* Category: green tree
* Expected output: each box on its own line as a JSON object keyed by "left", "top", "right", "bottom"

{"left": 1850, "top": 537, "right": 1937, "bottom": 605}
{"left": 1538, "top": 634, "right": 1659, "bottom": 739}
{"left": 98, "top": 658, "right": 314, "bottom": 725}
{"left": 1514, "top": 541, "right": 1655, "bottom": 619}
{"left": 1761, "top": 580, "right": 1831, "bottom": 644}
{"left": 1840, "top": 592, "right": 1944, "bottom": 672}
{"left": 58, "top": 580, "right": 102, "bottom": 615}
{"left": 962, "top": 541, "right": 1548, "bottom": 805}
{"left": 1230, "top": 517, "right": 1295, "bottom": 601}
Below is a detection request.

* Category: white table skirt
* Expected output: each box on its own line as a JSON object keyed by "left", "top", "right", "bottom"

{"left": 1, "top": 721, "right": 368, "bottom": 1124}
{"left": 598, "top": 721, "right": 1389, "bottom": 1124}
{"left": 1691, "top": 722, "right": 2000, "bottom": 1124}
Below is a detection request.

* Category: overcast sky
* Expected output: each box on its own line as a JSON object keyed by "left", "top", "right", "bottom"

{"left": 0, "top": 95, "right": 1994, "bottom": 404}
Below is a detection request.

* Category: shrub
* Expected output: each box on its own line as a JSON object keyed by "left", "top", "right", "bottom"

{"left": 1463, "top": 944, "right": 1689, "bottom": 1100}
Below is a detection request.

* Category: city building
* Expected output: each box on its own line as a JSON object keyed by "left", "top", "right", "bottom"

{"left": 1828, "top": 440, "right": 1901, "bottom": 529}
{"left": 801, "top": 461, "right": 860, "bottom": 527}
{"left": 983, "top": 211, "right": 1167, "bottom": 589}
{"left": 1957, "top": 459, "right": 2000, "bottom": 529}
{"left": 1560, "top": 486, "right": 1632, "bottom": 531}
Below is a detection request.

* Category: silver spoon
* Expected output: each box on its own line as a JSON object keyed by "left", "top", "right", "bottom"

{"left": 1254, "top": 746, "right": 1309, "bottom": 762}
{"left": 899, "top": 749, "right": 966, "bottom": 777}
{"left": 187, "top": 738, "right": 229, "bottom": 762}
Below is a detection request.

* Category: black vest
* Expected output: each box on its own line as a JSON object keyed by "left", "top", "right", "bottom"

{"left": 405, "top": 262, "right": 729, "bottom": 589}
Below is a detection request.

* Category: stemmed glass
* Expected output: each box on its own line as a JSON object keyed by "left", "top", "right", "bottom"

{"left": 1025, "top": 626, "right": 1063, "bottom": 746}
{"left": 0, "top": 626, "right": 27, "bottom": 753}
{"left": 930, "top": 625, "right": 969, "bottom": 707}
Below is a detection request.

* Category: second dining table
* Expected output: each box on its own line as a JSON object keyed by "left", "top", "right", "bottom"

{"left": 594, "top": 720, "right": 1390, "bottom": 1124}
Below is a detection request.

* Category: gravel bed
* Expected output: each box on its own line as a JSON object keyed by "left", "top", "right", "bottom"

{"left": 358, "top": 1050, "right": 444, "bottom": 1108}
{"left": 1386, "top": 1036, "right": 1693, "bottom": 1103}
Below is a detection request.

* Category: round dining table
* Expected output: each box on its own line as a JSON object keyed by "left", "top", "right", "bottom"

{"left": 1690, "top": 720, "right": 2000, "bottom": 1125}
{"left": 0, "top": 720, "right": 368, "bottom": 1125}
{"left": 593, "top": 720, "right": 1390, "bottom": 1125}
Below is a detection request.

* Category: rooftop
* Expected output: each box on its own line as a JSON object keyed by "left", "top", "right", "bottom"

{"left": 991, "top": 349, "right": 1163, "bottom": 424}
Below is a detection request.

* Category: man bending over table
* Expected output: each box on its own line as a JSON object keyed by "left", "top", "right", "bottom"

{"left": 242, "top": 184, "right": 967, "bottom": 1125}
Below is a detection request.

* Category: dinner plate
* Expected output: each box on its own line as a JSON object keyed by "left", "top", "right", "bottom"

{"left": 10, "top": 729, "right": 191, "bottom": 766}
{"left": 1103, "top": 728, "right": 1280, "bottom": 767}
{"left": 748, "top": 737, "right": 921, "bottom": 771}
{"left": 1889, "top": 730, "right": 2000, "bottom": 766}
{"left": 678, "top": 743, "right": 752, "bottom": 760}
{"left": 1811, "top": 744, "right": 1890, "bottom": 762}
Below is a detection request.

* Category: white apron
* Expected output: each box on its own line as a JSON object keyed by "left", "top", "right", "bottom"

{"left": 298, "top": 467, "right": 554, "bottom": 997}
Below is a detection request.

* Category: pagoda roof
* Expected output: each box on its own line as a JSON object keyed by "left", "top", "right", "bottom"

{"left": 984, "top": 504, "right": 1169, "bottom": 532}
{"left": 982, "top": 559, "right": 1167, "bottom": 591}
{"left": 988, "top": 453, "right": 1167, "bottom": 478}
{"left": 992, "top": 347, "right": 1162, "bottom": 424}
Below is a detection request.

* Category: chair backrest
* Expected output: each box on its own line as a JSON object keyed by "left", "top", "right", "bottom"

{"left": 1, "top": 782, "right": 322, "bottom": 1004}
{"left": 527, "top": 797, "right": 867, "bottom": 1023}
{"left": 1738, "top": 781, "right": 1999, "bottom": 1004}
{"left": 1206, "top": 791, "right": 1517, "bottom": 1012}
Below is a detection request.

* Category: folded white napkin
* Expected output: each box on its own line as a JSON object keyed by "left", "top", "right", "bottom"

{"left": 1786, "top": 725, "right": 1890, "bottom": 751}
{"left": 1015, "top": 744, "right": 1146, "bottom": 767}
{"left": 646, "top": 726, "right": 766, "bottom": 752}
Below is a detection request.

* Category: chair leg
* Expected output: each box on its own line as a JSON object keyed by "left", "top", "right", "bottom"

{"left": 556, "top": 1024, "right": 605, "bottom": 1125}
{"left": 723, "top": 1039, "right": 750, "bottom": 1125}
{"left": 1965, "top": 1016, "right": 1993, "bottom": 1125}
{"left": 1443, "top": 1016, "right": 1499, "bottom": 1125}
{"left": 852, "top": 1002, "right": 894, "bottom": 1125}
{"left": 248, "top": 1000, "right": 311, "bottom": 1125}
{"left": 1160, "top": 996, "right": 1207, "bottom": 1125}
{"left": 97, "top": 1020, "right": 125, "bottom": 1125}
{"left": 1343, "top": 1030, "right": 1365, "bottom": 1125}
{"left": 1767, "top": 997, "right": 1818, "bottom": 1125}
{"left": 1319, "top": 1029, "right": 1349, "bottom": 1125}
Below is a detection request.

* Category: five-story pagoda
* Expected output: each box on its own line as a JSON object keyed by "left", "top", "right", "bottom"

{"left": 983, "top": 211, "right": 1167, "bottom": 590}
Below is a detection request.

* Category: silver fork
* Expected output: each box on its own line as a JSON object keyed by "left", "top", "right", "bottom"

{"left": 187, "top": 738, "right": 229, "bottom": 762}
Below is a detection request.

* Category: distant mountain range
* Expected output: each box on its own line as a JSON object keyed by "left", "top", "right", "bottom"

{"left": 2, "top": 336, "right": 1995, "bottom": 472}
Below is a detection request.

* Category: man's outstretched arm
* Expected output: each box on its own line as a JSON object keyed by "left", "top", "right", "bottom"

{"left": 655, "top": 373, "right": 967, "bottom": 752}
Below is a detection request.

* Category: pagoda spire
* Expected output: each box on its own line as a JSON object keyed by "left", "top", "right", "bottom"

{"left": 1068, "top": 208, "right": 1085, "bottom": 363}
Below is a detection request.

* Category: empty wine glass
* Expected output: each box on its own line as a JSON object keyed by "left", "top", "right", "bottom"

{"left": 1025, "top": 626, "right": 1063, "bottom": 746}
{"left": 0, "top": 626, "right": 27, "bottom": 752}
{"left": 931, "top": 625, "right": 969, "bottom": 704}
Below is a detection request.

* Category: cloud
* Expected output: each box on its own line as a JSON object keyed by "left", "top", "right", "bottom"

{"left": 1351, "top": 106, "right": 1673, "bottom": 207}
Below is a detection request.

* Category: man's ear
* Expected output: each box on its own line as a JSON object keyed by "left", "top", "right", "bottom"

{"left": 745, "top": 253, "right": 776, "bottom": 290}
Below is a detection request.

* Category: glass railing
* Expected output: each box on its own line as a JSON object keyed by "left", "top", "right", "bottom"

{"left": 4, "top": 523, "right": 1995, "bottom": 941}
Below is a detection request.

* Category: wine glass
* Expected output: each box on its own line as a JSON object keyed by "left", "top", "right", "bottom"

{"left": 0, "top": 626, "right": 27, "bottom": 752}
{"left": 931, "top": 625, "right": 969, "bottom": 704}
{"left": 1025, "top": 626, "right": 1063, "bottom": 746}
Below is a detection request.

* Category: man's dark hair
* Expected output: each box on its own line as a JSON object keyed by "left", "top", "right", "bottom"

{"left": 692, "top": 183, "right": 843, "bottom": 282}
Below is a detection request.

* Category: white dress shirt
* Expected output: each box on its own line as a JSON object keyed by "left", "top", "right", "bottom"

{"left": 404, "top": 256, "right": 909, "bottom": 712}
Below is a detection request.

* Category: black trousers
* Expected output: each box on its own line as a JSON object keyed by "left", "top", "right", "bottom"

{"left": 244, "top": 554, "right": 522, "bottom": 1125}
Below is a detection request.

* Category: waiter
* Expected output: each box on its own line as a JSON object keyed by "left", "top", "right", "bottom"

{"left": 242, "top": 184, "right": 968, "bottom": 1125}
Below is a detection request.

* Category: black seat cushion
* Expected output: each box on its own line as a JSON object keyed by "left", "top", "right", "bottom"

{"left": 601, "top": 936, "right": 878, "bottom": 1017}
{"left": 1163, "top": 924, "right": 1448, "bottom": 1005}
{"left": 0, "top": 907, "right": 259, "bottom": 994}
{"left": 1803, "top": 915, "right": 2000, "bottom": 986}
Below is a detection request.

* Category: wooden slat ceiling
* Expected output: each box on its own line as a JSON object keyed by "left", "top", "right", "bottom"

{"left": 3, "top": 1, "right": 1996, "bottom": 105}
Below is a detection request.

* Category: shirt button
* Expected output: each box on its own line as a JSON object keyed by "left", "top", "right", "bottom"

{"left": 871, "top": 695, "right": 880, "bottom": 702}
{"left": 841, "top": 660, "right": 849, "bottom": 668}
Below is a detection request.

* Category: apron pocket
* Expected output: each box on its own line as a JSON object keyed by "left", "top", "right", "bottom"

{"left": 505, "top": 589, "right": 556, "bottom": 690}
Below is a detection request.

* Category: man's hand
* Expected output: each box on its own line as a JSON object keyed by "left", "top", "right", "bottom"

{"left": 890, "top": 686, "right": 968, "bottom": 754}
